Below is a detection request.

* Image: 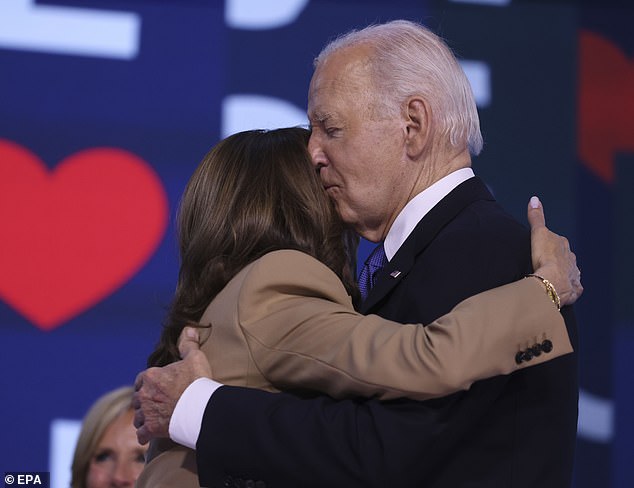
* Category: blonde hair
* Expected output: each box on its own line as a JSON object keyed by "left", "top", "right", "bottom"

{"left": 70, "top": 386, "right": 134, "bottom": 488}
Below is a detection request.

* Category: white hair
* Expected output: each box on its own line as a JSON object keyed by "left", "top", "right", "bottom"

{"left": 315, "top": 20, "right": 483, "bottom": 156}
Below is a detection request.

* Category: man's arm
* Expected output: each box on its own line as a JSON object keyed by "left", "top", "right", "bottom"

{"left": 199, "top": 385, "right": 456, "bottom": 487}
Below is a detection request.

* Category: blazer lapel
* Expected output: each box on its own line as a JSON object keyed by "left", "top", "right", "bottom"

{"left": 360, "top": 177, "right": 495, "bottom": 314}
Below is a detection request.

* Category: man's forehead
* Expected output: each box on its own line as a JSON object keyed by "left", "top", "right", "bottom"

{"left": 313, "top": 54, "right": 370, "bottom": 89}
{"left": 308, "top": 67, "right": 369, "bottom": 115}
{"left": 307, "top": 79, "right": 339, "bottom": 118}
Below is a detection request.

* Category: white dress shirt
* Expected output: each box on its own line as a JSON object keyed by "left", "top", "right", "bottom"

{"left": 169, "top": 168, "right": 476, "bottom": 449}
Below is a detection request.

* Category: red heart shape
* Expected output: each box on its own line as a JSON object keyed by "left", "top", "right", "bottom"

{"left": 0, "top": 140, "right": 169, "bottom": 331}
{"left": 579, "top": 30, "right": 634, "bottom": 184}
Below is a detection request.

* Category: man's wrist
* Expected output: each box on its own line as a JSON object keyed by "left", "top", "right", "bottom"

{"left": 169, "top": 377, "right": 223, "bottom": 449}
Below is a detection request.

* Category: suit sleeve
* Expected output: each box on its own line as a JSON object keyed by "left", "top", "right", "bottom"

{"left": 238, "top": 251, "right": 571, "bottom": 401}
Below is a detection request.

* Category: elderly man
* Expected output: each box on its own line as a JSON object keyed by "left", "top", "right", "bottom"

{"left": 135, "top": 20, "right": 580, "bottom": 487}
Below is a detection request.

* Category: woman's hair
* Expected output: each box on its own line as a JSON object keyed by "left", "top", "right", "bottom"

{"left": 315, "top": 20, "right": 483, "bottom": 156}
{"left": 148, "top": 127, "right": 358, "bottom": 367}
{"left": 70, "top": 386, "right": 134, "bottom": 488}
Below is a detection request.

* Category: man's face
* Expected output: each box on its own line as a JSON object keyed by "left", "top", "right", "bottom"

{"left": 307, "top": 45, "right": 411, "bottom": 242}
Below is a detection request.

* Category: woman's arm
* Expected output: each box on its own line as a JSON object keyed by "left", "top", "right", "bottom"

{"left": 237, "top": 250, "right": 571, "bottom": 401}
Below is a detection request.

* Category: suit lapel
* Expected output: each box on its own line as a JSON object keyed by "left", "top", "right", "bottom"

{"left": 360, "top": 177, "right": 495, "bottom": 314}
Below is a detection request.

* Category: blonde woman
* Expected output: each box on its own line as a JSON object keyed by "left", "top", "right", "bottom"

{"left": 71, "top": 386, "right": 147, "bottom": 488}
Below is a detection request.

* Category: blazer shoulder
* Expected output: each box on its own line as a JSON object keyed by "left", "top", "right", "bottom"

{"left": 239, "top": 249, "right": 351, "bottom": 304}
{"left": 436, "top": 200, "right": 530, "bottom": 259}
{"left": 458, "top": 200, "right": 528, "bottom": 236}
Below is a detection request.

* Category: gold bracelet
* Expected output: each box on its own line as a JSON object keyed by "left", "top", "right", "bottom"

{"left": 526, "top": 274, "right": 561, "bottom": 311}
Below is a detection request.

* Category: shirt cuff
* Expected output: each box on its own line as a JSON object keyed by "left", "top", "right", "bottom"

{"left": 168, "top": 377, "right": 223, "bottom": 449}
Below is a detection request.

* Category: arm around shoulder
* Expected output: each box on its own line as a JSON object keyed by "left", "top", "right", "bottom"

{"left": 237, "top": 251, "right": 572, "bottom": 401}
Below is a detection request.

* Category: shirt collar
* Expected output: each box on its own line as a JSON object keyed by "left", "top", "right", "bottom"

{"left": 383, "top": 168, "right": 475, "bottom": 261}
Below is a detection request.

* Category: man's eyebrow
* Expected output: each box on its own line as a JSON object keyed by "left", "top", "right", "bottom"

{"left": 308, "top": 111, "right": 333, "bottom": 124}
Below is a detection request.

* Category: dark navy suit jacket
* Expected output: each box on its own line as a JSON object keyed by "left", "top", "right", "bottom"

{"left": 196, "top": 177, "right": 579, "bottom": 488}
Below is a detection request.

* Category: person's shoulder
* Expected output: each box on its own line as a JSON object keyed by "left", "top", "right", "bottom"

{"left": 250, "top": 249, "right": 332, "bottom": 274}
{"left": 449, "top": 199, "right": 528, "bottom": 241}
{"left": 240, "top": 249, "right": 349, "bottom": 301}
{"left": 227, "top": 250, "right": 328, "bottom": 284}
{"left": 429, "top": 199, "right": 531, "bottom": 276}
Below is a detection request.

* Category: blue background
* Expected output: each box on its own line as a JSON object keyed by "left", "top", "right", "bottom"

{"left": 1, "top": 1, "right": 632, "bottom": 487}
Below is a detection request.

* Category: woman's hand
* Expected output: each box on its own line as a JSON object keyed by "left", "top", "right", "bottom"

{"left": 527, "top": 196, "right": 583, "bottom": 307}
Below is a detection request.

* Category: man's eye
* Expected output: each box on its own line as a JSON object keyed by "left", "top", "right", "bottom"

{"left": 326, "top": 127, "right": 340, "bottom": 136}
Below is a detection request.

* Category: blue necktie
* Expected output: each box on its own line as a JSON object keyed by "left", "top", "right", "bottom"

{"left": 358, "top": 243, "right": 387, "bottom": 301}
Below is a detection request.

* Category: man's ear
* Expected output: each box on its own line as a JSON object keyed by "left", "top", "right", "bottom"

{"left": 404, "top": 97, "right": 431, "bottom": 159}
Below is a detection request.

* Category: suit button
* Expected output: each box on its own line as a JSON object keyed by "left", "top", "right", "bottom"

{"left": 515, "top": 351, "right": 525, "bottom": 364}
{"left": 541, "top": 339, "right": 553, "bottom": 353}
{"left": 246, "top": 481, "right": 255, "bottom": 488}
{"left": 224, "top": 476, "right": 233, "bottom": 487}
{"left": 531, "top": 343, "right": 542, "bottom": 356}
{"left": 523, "top": 349, "right": 534, "bottom": 361}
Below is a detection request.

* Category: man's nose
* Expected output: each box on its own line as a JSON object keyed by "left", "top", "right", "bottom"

{"left": 307, "top": 134, "right": 326, "bottom": 168}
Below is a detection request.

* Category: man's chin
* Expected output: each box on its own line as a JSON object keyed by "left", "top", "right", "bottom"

{"left": 337, "top": 209, "right": 363, "bottom": 235}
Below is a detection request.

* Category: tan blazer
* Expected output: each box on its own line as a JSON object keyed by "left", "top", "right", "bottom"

{"left": 137, "top": 250, "right": 572, "bottom": 487}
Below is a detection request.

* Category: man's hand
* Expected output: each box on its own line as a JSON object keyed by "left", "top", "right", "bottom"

{"left": 133, "top": 327, "right": 212, "bottom": 445}
{"left": 527, "top": 196, "right": 583, "bottom": 306}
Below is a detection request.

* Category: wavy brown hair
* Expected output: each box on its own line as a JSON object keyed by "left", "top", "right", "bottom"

{"left": 148, "top": 127, "right": 358, "bottom": 367}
